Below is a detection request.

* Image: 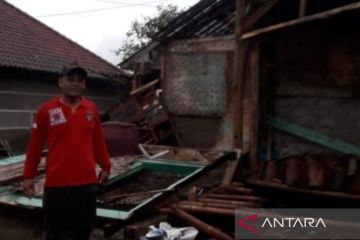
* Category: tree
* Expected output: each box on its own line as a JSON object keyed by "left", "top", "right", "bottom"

{"left": 115, "top": 4, "right": 182, "bottom": 60}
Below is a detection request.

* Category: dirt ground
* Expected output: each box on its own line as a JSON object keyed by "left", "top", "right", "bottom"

{"left": 0, "top": 207, "right": 124, "bottom": 240}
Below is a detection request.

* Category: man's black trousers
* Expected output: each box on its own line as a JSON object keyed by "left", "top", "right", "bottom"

{"left": 43, "top": 184, "right": 97, "bottom": 240}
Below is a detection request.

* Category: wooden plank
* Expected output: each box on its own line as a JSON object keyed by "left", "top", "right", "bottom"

{"left": 130, "top": 79, "right": 160, "bottom": 96}
{"left": 249, "top": 43, "right": 260, "bottom": 168}
{"left": 222, "top": 151, "right": 241, "bottom": 186}
{"left": 243, "top": 0, "right": 279, "bottom": 31}
{"left": 268, "top": 116, "right": 360, "bottom": 156}
{"left": 222, "top": 159, "right": 239, "bottom": 186}
{"left": 120, "top": 41, "right": 159, "bottom": 69}
{"left": 299, "top": 0, "right": 307, "bottom": 17}
{"left": 233, "top": 0, "right": 246, "bottom": 148}
{"left": 242, "top": 1, "right": 360, "bottom": 40}
{"left": 167, "top": 35, "right": 235, "bottom": 53}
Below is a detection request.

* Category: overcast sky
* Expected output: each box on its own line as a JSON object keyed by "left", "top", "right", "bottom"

{"left": 6, "top": 0, "right": 199, "bottom": 65}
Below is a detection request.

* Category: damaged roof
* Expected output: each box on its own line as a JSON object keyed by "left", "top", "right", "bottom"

{"left": 155, "top": 0, "right": 236, "bottom": 40}
{"left": 0, "top": 0, "right": 124, "bottom": 80}
{"left": 120, "top": 0, "right": 360, "bottom": 69}
{"left": 120, "top": 0, "right": 236, "bottom": 69}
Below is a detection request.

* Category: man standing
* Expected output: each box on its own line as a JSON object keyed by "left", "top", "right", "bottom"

{"left": 22, "top": 62, "right": 112, "bottom": 240}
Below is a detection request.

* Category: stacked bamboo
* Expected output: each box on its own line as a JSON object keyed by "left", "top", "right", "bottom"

{"left": 259, "top": 153, "right": 360, "bottom": 193}
{"left": 160, "top": 183, "right": 267, "bottom": 240}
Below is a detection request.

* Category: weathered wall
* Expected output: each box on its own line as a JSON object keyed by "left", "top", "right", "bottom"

{"left": 262, "top": 14, "right": 360, "bottom": 158}
{"left": 0, "top": 69, "right": 120, "bottom": 153}
{"left": 163, "top": 36, "right": 235, "bottom": 149}
{"left": 164, "top": 52, "right": 226, "bottom": 116}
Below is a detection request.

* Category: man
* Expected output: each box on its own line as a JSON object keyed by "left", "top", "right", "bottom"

{"left": 22, "top": 62, "right": 112, "bottom": 240}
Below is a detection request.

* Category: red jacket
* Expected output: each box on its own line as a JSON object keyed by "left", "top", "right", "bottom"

{"left": 23, "top": 96, "right": 111, "bottom": 187}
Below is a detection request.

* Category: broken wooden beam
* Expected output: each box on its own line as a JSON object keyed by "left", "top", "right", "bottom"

{"left": 222, "top": 149, "right": 242, "bottom": 186}
{"left": 242, "top": 1, "right": 360, "bottom": 39}
{"left": 170, "top": 207, "right": 234, "bottom": 240}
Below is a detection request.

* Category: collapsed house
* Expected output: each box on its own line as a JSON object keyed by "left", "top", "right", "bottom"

{"left": 114, "top": 0, "right": 360, "bottom": 238}
{"left": 2, "top": 0, "right": 360, "bottom": 239}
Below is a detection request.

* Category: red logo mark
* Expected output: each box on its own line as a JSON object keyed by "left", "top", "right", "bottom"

{"left": 238, "top": 214, "right": 258, "bottom": 234}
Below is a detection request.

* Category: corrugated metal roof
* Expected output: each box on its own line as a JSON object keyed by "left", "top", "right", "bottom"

{"left": 155, "top": 0, "right": 236, "bottom": 39}
{"left": 120, "top": 0, "right": 237, "bottom": 69}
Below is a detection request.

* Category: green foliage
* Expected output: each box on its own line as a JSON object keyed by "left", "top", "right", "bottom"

{"left": 115, "top": 4, "right": 182, "bottom": 60}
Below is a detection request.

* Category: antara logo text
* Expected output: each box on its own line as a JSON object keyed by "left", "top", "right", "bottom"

{"left": 238, "top": 214, "right": 327, "bottom": 234}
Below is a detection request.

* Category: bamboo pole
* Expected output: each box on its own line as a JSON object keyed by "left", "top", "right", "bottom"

{"left": 180, "top": 200, "right": 257, "bottom": 209}
{"left": 198, "top": 197, "right": 258, "bottom": 207}
{"left": 178, "top": 201, "right": 237, "bottom": 209}
{"left": 176, "top": 203, "right": 235, "bottom": 216}
{"left": 202, "top": 193, "right": 265, "bottom": 202}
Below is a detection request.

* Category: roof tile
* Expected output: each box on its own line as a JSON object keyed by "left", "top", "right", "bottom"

{"left": 0, "top": 0, "right": 122, "bottom": 79}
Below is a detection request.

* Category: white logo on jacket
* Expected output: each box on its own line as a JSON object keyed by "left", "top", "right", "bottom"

{"left": 49, "top": 107, "right": 67, "bottom": 126}
{"left": 86, "top": 110, "right": 93, "bottom": 122}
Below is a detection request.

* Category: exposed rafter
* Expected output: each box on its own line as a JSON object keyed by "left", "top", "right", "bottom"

{"left": 243, "top": 0, "right": 279, "bottom": 31}
{"left": 242, "top": 1, "right": 360, "bottom": 39}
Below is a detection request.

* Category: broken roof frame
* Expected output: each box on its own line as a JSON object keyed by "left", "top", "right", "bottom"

{"left": 0, "top": 159, "right": 203, "bottom": 221}
{"left": 120, "top": 0, "right": 360, "bottom": 69}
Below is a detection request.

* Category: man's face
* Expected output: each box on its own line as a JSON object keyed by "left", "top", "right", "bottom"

{"left": 58, "top": 73, "right": 86, "bottom": 98}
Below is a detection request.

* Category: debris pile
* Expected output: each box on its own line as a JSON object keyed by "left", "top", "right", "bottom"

{"left": 257, "top": 153, "right": 360, "bottom": 193}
